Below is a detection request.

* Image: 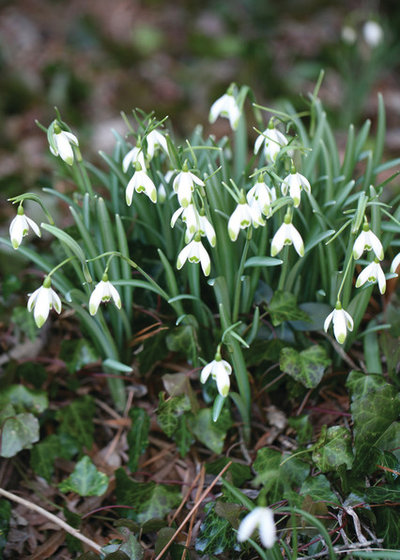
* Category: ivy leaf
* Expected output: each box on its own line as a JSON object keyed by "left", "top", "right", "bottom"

{"left": 174, "top": 415, "right": 194, "bottom": 457}
{"left": 300, "top": 475, "right": 340, "bottom": 504}
{"left": 127, "top": 408, "right": 150, "bottom": 473}
{"left": 253, "top": 448, "right": 282, "bottom": 501}
{"left": 280, "top": 345, "right": 331, "bottom": 389}
{"left": 0, "top": 384, "right": 48, "bottom": 414}
{"left": 115, "top": 469, "right": 181, "bottom": 524}
{"left": 188, "top": 408, "right": 232, "bottom": 454}
{"left": 195, "top": 502, "right": 240, "bottom": 556}
{"left": 267, "top": 291, "right": 311, "bottom": 326}
{"left": 207, "top": 458, "right": 252, "bottom": 486}
{"left": 157, "top": 393, "right": 191, "bottom": 438}
{"left": 376, "top": 506, "right": 400, "bottom": 549}
{"left": 60, "top": 339, "right": 99, "bottom": 373}
{"left": 365, "top": 485, "right": 400, "bottom": 503}
{"left": 59, "top": 456, "right": 109, "bottom": 496}
{"left": 30, "top": 434, "right": 77, "bottom": 482}
{"left": 56, "top": 395, "right": 96, "bottom": 450}
{"left": 0, "top": 411, "right": 39, "bottom": 458}
{"left": 312, "top": 425, "right": 354, "bottom": 472}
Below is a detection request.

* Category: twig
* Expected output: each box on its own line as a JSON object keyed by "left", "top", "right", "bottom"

{"left": 182, "top": 465, "right": 205, "bottom": 560}
{"left": 0, "top": 487, "right": 102, "bottom": 553}
{"left": 154, "top": 460, "right": 232, "bottom": 560}
{"left": 299, "top": 539, "right": 384, "bottom": 559}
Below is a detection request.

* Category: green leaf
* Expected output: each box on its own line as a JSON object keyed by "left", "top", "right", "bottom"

{"left": 15, "top": 361, "right": 47, "bottom": 389}
{"left": 166, "top": 325, "right": 198, "bottom": 361}
{"left": 195, "top": 502, "right": 240, "bottom": 556}
{"left": 206, "top": 458, "right": 252, "bottom": 486}
{"left": 157, "top": 393, "right": 191, "bottom": 438}
{"left": 0, "top": 499, "right": 12, "bottom": 557}
{"left": 300, "top": 475, "right": 340, "bottom": 504}
{"left": 127, "top": 408, "right": 150, "bottom": 472}
{"left": 280, "top": 345, "right": 331, "bottom": 389}
{"left": 376, "top": 507, "right": 400, "bottom": 549}
{"left": 375, "top": 422, "right": 400, "bottom": 462}
{"left": 59, "top": 456, "right": 109, "bottom": 496}
{"left": 253, "top": 448, "right": 282, "bottom": 500}
{"left": 0, "top": 384, "right": 48, "bottom": 414}
{"left": 115, "top": 469, "right": 181, "bottom": 524}
{"left": 312, "top": 425, "right": 354, "bottom": 472}
{"left": 244, "top": 256, "right": 283, "bottom": 268}
{"left": 267, "top": 291, "right": 311, "bottom": 326}
{"left": 60, "top": 339, "right": 99, "bottom": 374}
{"left": 0, "top": 412, "right": 39, "bottom": 457}
{"left": 30, "top": 434, "right": 62, "bottom": 482}
{"left": 280, "top": 453, "right": 310, "bottom": 487}
{"left": 116, "top": 527, "right": 144, "bottom": 560}
{"left": 56, "top": 395, "right": 96, "bottom": 450}
{"left": 288, "top": 415, "right": 313, "bottom": 445}
{"left": 365, "top": 485, "right": 400, "bottom": 503}
{"left": 187, "top": 408, "right": 232, "bottom": 454}
{"left": 174, "top": 415, "right": 194, "bottom": 457}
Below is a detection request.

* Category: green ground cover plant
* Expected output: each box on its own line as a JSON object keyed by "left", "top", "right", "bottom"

{"left": 1, "top": 76, "right": 400, "bottom": 559}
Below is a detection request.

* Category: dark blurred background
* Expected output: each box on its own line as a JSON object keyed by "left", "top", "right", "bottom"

{"left": 1, "top": 0, "right": 400, "bottom": 205}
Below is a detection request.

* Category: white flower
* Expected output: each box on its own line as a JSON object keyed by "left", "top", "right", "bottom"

{"left": 271, "top": 218, "right": 304, "bottom": 257}
{"left": 27, "top": 279, "right": 62, "bottom": 328}
{"left": 237, "top": 507, "right": 277, "bottom": 549}
{"left": 122, "top": 145, "right": 146, "bottom": 173}
{"left": 49, "top": 125, "right": 79, "bottom": 166}
{"left": 254, "top": 125, "right": 288, "bottom": 162}
{"left": 228, "top": 201, "right": 265, "bottom": 242}
{"left": 281, "top": 170, "right": 311, "bottom": 208}
{"left": 198, "top": 211, "right": 216, "bottom": 247}
{"left": 146, "top": 129, "right": 169, "bottom": 159}
{"left": 176, "top": 236, "right": 211, "bottom": 276}
{"left": 342, "top": 25, "right": 357, "bottom": 45}
{"left": 246, "top": 177, "right": 276, "bottom": 217}
{"left": 324, "top": 303, "right": 354, "bottom": 344}
{"left": 9, "top": 207, "right": 41, "bottom": 249}
{"left": 173, "top": 168, "right": 204, "bottom": 208}
{"left": 390, "top": 253, "right": 400, "bottom": 274}
{"left": 200, "top": 357, "right": 232, "bottom": 397}
{"left": 363, "top": 20, "right": 383, "bottom": 47}
{"left": 209, "top": 92, "right": 241, "bottom": 130}
{"left": 356, "top": 259, "right": 386, "bottom": 294}
{"left": 89, "top": 276, "right": 122, "bottom": 316}
{"left": 353, "top": 225, "right": 384, "bottom": 260}
{"left": 125, "top": 166, "right": 157, "bottom": 205}
{"left": 172, "top": 205, "right": 216, "bottom": 246}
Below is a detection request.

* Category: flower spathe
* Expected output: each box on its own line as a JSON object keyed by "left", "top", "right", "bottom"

{"left": 228, "top": 200, "right": 264, "bottom": 242}
{"left": 324, "top": 302, "right": 354, "bottom": 344}
{"left": 49, "top": 124, "right": 79, "bottom": 166}
{"left": 353, "top": 224, "right": 384, "bottom": 260}
{"left": 176, "top": 236, "right": 211, "bottom": 276}
{"left": 237, "top": 507, "right": 277, "bottom": 549}
{"left": 27, "top": 277, "right": 62, "bottom": 328}
{"left": 209, "top": 92, "right": 241, "bottom": 130}
{"left": 356, "top": 259, "right": 386, "bottom": 294}
{"left": 89, "top": 274, "right": 122, "bottom": 316}
{"left": 125, "top": 164, "right": 157, "bottom": 205}
{"left": 9, "top": 206, "right": 41, "bottom": 249}
{"left": 173, "top": 167, "right": 205, "bottom": 208}
{"left": 200, "top": 356, "right": 232, "bottom": 397}
{"left": 281, "top": 169, "right": 311, "bottom": 208}
{"left": 254, "top": 122, "right": 288, "bottom": 162}
{"left": 271, "top": 216, "right": 304, "bottom": 257}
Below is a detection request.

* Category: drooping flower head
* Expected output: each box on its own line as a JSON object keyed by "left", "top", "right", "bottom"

{"left": 228, "top": 192, "right": 265, "bottom": 242}
{"left": 200, "top": 353, "right": 232, "bottom": 397}
{"left": 27, "top": 276, "right": 62, "bottom": 328}
{"left": 89, "top": 273, "right": 122, "bottom": 316}
{"left": 246, "top": 174, "right": 276, "bottom": 218}
{"left": 363, "top": 20, "right": 383, "bottom": 48}
{"left": 173, "top": 163, "right": 205, "bottom": 208}
{"left": 353, "top": 222, "right": 384, "bottom": 260}
{"left": 145, "top": 129, "right": 169, "bottom": 159}
{"left": 48, "top": 122, "right": 79, "bottom": 166}
{"left": 254, "top": 119, "right": 288, "bottom": 163}
{"left": 390, "top": 252, "right": 400, "bottom": 275}
{"left": 176, "top": 234, "right": 211, "bottom": 276}
{"left": 9, "top": 205, "right": 41, "bottom": 249}
{"left": 122, "top": 142, "right": 146, "bottom": 173}
{"left": 324, "top": 301, "right": 354, "bottom": 344}
{"left": 125, "top": 162, "right": 157, "bottom": 205}
{"left": 237, "top": 507, "right": 277, "bottom": 549}
{"left": 271, "top": 214, "right": 304, "bottom": 257}
{"left": 209, "top": 85, "right": 241, "bottom": 130}
{"left": 280, "top": 165, "right": 311, "bottom": 208}
{"left": 356, "top": 258, "right": 386, "bottom": 294}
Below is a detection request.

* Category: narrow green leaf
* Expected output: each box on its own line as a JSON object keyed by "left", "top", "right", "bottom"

{"left": 127, "top": 408, "right": 150, "bottom": 472}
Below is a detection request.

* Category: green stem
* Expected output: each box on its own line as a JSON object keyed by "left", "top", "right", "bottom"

{"left": 277, "top": 246, "right": 290, "bottom": 291}
{"left": 232, "top": 230, "right": 251, "bottom": 323}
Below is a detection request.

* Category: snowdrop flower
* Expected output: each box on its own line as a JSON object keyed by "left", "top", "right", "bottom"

{"left": 209, "top": 89, "right": 241, "bottom": 130}
{"left": 122, "top": 144, "right": 146, "bottom": 173}
{"left": 173, "top": 164, "right": 205, "bottom": 208}
{"left": 172, "top": 205, "right": 216, "bottom": 246}
{"left": 198, "top": 210, "right": 216, "bottom": 247}
{"left": 356, "top": 259, "right": 386, "bottom": 294}
{"left": 125, "top": 163, "right": 157, "bottom": 205}
{"left": 390, "top": 253, "right": 400, "bottom": 274}
{"left": 254, "top": 121, "right": 288, "bottom": 162}
{"left": 324, "top": 302, "right": 353, "bottom": 344}
{"left": 9, "top": 206, "right": 41, "bottom": 249}
{"left": 228, "top": 197, "right": 265, "bottom": 242}
{"left": 246, "top": 175, "right": 276, "bottom": 217}
{"left": 49, "top": 123, "right": 79, "bottom": 166}
{"left": 200, "top": 355, "right": 232, "bottom": 397}
{"left": 89, "top": 274, "right": 122, "bottom": 316}
{"left": 271, "top": 215, "right": 304, "bottom": 257}
{"left": 281, "top": 167, "right": 311, "bottom": 208}
{"left": 176, "top": 234, "right": 211, "bottom": 276}
{"left": 237, "top": 507, "right": 277, "bottom": 549}
{"left": 146, "top": 129, "right": 169, "bottom": 159}
{"left": 342, "top": 25, "right": 357, "bottom": 45}
{"left": 353, "top": 223, "right": 384, "bottom": 260}
{"left": 363, "top": 20, "right": 383, "bottom": 47}
{"left": 27, "top": 277, "right": 62, "bottom": 328}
